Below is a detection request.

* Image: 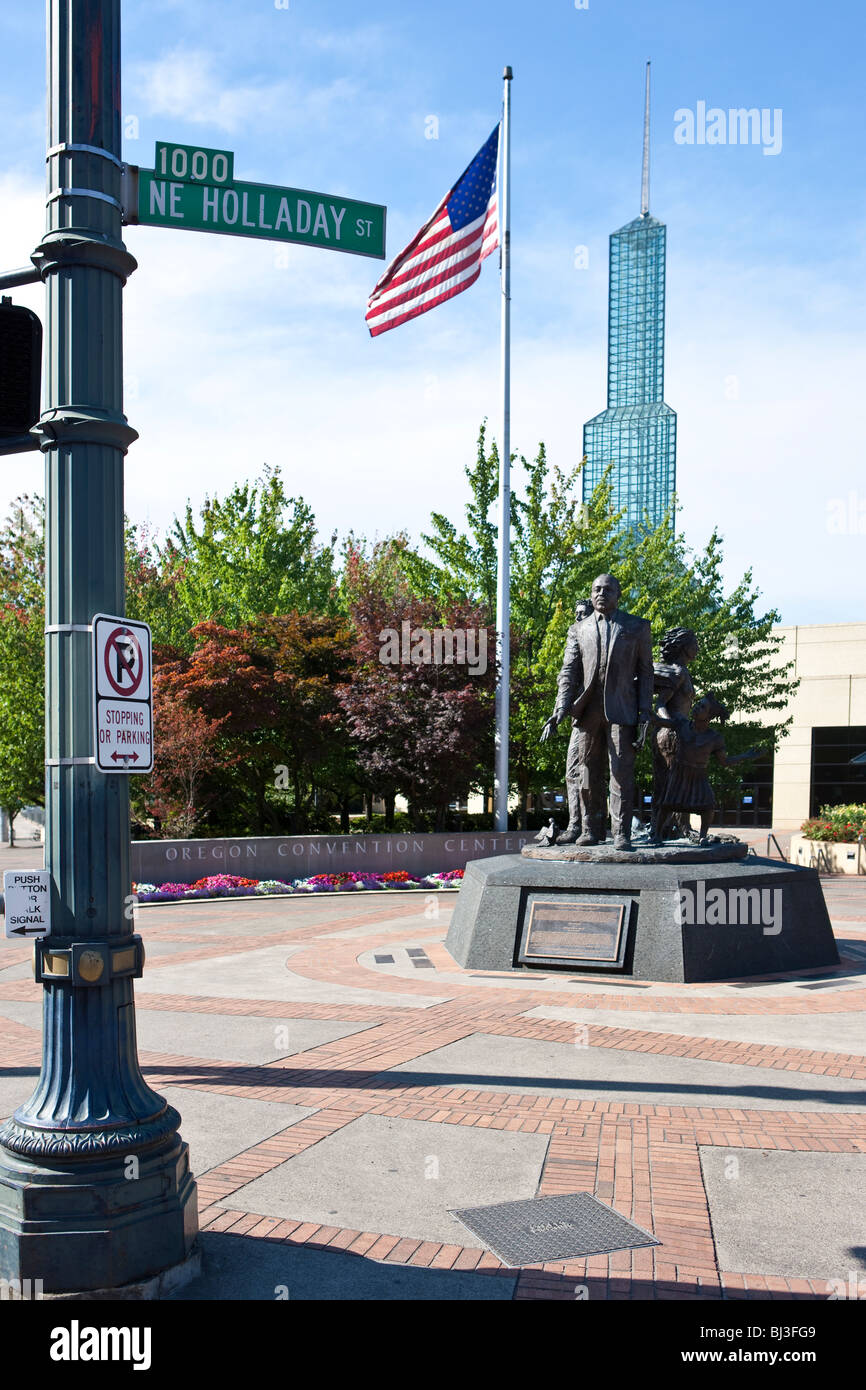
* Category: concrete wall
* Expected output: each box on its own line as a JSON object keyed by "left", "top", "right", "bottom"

{"left": 132, "top": 831, "right": 533, "bottom": 886}
{"left": 789, "top": 832, "right": 866, "bottom": 876}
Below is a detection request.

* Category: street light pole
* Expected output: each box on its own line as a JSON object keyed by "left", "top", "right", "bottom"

{"left": 0, "top": 0, "right": 197, "bottom": 1293}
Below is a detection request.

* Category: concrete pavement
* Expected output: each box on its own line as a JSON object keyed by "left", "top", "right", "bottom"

{"left": 0, "top": 847, "right": 863, "bottom": 1300}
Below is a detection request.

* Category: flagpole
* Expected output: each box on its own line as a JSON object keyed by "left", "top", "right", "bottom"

{"left": 494, "top": 65, "right": 512, "bottom": 832}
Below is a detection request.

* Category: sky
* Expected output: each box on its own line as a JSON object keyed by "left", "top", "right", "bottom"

{"left": 1, "top": 0, "right": 864, "bottom": 624}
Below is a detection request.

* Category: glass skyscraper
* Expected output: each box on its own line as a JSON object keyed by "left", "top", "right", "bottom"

{"left": 582, "top": 67, "right": 676, "bottom": 532}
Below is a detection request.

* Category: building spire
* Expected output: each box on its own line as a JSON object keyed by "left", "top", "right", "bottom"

{"left": 641, "top": 60, "right": 651, "bottom": 217}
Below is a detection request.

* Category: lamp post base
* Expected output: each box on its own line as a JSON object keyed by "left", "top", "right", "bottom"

{"left": 0, "top": 1133, "right": 198, "bottom": 1294}
{"left": 16, "top": 1247, "right": 202, "bottom": 1301}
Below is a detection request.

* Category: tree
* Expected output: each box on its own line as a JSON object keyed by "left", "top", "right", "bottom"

{"left": 403, "top": 428, "right": 623, "bottom": 816}
{"left": 534, "top": 514, "right": 797, "bottom": 800}
{"left": 0, "top": 493, "right": 44, "bottom": 610}
{"left": 404, "top": 427, "right": 798, "bottom": 821}
{"left": 125, "top": 520, "right": 188, "bottom": 651}
{"left": 130, "top": 681, "right": 228, "bottom": 838}
{"left": 149, "top": 467, "right": 338, "bottom": 647}
{"left": 144, "top": 612, "right": 356, "bottom": 836}
{"left": 338, "top": 540, "right": 496, "bottom": 830}
{"left": 0, "top": 496, "right": 45, "bottom": 842}
{"left": 0, "top": 607, "right": 44, "bottom": 842}
{"left": 256, "top": 611, "right": 359, "bottom": 831}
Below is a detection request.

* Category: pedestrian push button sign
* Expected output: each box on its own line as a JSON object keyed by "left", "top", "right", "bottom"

{"left": 3, "top": 871, "right": 51, "bottom": 939}
{"left": 92, "top": 614, "right": 154, "bottom": 774}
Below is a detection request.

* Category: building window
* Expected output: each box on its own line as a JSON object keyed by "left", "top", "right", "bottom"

{"left": 810, "top": 727, "right": 866, "bottom": 816}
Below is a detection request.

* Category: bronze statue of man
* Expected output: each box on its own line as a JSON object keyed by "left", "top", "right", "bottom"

{"left": 541, "top": 574, "right": 653, "bottom": 850}
{"left": 538, "top": 597, "right": 592, "bottom": 844}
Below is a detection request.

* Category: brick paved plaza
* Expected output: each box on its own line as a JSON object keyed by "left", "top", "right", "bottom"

{"left": 1, "top": 844, "right": 864, "bottom": 1302}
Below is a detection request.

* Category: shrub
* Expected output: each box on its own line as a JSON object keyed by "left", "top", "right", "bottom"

{"left": 799, "top": 804, "right": 866, "bottom": 843}
{"left": 350, "top": 813, "right": 414, "bottom": 835}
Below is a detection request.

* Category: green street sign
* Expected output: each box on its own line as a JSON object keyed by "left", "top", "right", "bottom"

{"left": 122, "top": 163, "right": 386, "bottom": 260}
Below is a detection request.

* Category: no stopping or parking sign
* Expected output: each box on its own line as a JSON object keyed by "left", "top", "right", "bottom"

{"left": 92, "top": 614, "right": 154, "bottom": 774}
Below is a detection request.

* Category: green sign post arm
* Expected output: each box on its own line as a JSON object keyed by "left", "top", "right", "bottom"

{"left": 0, "top": 0, "right": 197, "bottom": 1294}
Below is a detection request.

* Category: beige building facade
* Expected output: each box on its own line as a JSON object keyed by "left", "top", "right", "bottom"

{"left": 766, "top": 622, "right": 866, "bottom": 830}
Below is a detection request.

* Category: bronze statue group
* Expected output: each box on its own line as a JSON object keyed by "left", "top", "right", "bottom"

{"left": 540, "top": 574, "right": 759, "bottom": 851}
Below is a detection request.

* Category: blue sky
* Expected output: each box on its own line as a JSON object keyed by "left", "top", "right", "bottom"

{"left": 1, "top": 0, "right": 864, "bottom": 623}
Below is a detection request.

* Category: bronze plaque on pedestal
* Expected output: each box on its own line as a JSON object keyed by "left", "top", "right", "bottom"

{"left": 517, "top": 898, "right": 630, "bottom": 969}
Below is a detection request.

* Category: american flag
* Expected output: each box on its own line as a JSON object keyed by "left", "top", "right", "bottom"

{"left": 366, "top": 126, "right": 500, "bottom": 337}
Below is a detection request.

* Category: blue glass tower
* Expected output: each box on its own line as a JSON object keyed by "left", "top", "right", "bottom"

{"left": 583, "top": 63, "right": 676, "bottom": 532}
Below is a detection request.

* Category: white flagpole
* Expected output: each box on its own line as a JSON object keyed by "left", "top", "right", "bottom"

{"left": 494, "top": 65, "right": 512, "bottom": 832}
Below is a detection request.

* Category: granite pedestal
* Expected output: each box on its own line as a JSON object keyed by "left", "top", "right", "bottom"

{"left": 444, "top": 850, "right": 839, "bottom": 984}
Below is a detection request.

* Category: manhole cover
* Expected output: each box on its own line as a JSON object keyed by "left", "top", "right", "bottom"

{"left": 450, "top": 1192, "right": 661, "bottom": 1268}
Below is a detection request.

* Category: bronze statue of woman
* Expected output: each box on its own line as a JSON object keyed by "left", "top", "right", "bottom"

{"left": 649, "top": 626, "right": 699, "bottom": 841}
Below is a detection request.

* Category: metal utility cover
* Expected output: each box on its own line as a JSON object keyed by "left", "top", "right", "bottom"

{"left": 450, "top": 1192, "right": 661, "bottom": 1267}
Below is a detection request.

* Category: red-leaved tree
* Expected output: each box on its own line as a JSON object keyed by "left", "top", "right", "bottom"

{"left": 338, "top": 541, "right": 495, "bottom": 830}
{"left": 140, "top": 614, "right": 355, "bottom": 835}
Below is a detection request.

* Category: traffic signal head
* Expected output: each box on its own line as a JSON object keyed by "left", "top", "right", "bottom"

{"left": 0, "top": 297, "right": 42, "bottom": 438}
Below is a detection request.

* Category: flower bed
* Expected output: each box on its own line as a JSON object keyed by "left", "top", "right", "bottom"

{"left": 132, "top": 869, "right": 464, "bottom": 904}
{"left": 792, "top": 804, "right": 866, "bottom": 875}
{"left": 799, "top": 803, "right": 866, "bottom": 843}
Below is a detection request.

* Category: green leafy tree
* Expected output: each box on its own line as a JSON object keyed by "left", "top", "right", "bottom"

{"left": 404, "top": 427, "right": 797, "bottom": 822}
{"left": 125, "top": 520, "right": 189, "bottom": 650}
{"left": 0, "top": 493, "right": 44, "bottom": 609}
{"left": 0, "top": 496, "right": 45, "bottom": 841}
{"left": 403, "top": 428, "right": 622, "bottom": 814}
{"left": 146, "top": 467, "right": 338, "bottom": 648}
{"left": 534, "top": 517, "right": 796, "bottom": 804}
{"left": 0, "top": 609, "right": 44, "bottom": 841}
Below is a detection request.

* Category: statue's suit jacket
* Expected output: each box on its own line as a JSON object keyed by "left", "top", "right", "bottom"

{"left": 554, "top": 608, "right": 653, "bottom": 729}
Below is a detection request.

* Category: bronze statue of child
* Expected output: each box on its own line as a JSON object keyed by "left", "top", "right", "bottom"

{"left": 652, "top": 694, "right": 759, "bottom": 844}
{"left": 650, "top": 626, "right": 699, "bottom": 841}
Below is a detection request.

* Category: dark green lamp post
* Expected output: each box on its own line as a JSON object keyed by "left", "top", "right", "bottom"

{"left": 0, "top": 0, "right": 197, "bottom": 1293}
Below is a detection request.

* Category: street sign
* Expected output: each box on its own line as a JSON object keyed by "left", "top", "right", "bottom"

{"left": 121, "top": 148, "right": 386, "bottom": 259}
{"left": 92, "top": 614, "right": 154, "bottom": 774}
{"left": 154, "top": 141, "right": 234, "bottom": 187}
{"left": 3, "top": 870, "right": 51, "bottom": 939}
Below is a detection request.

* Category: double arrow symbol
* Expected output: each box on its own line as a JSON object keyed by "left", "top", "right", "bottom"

{"left": 110, "top": 750, "right": 139, "bottom": 764}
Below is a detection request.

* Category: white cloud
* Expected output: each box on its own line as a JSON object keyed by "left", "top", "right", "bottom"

{"left": 298, "top": 23, "right": 391, "bottom": 61}
{"left": 128, "top": 47, "right": 288, "bottom": 133}
{"left": 125, "top": 44, "right": 373, "bottom": 146}
{"left": 1, "top": 170, "right": 863, "bottom": 626}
